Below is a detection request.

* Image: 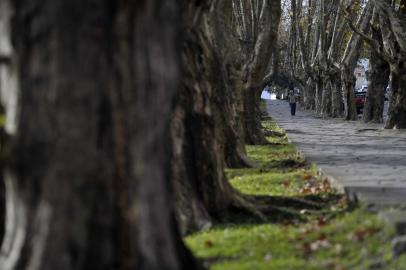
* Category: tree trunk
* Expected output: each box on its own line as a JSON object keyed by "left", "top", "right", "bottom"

{"left": 341, "top": 66, "right": 358, "bottom": 120}
{"left": 304, "top": 77, "right": 316, "bottom": 110}
{"left": 3, "top": 1, "right": 199, "bottom": 270}
{"left": 173, "top": 0, "right": 271, "bottom": 235}
{"left": 240, "top": 0, "right": 281, "bottom": 145}
{"left": 213, "top": 1, "right": 252, "bottom": 168}
{"left": 331, "top": 79, "right": 343, "bottom": 118}
{"left": 218, "top": 78, "right": 252, "bottom": 168}
{"left": 362, "top": 26, "right": 389, "bottom": 123}
{"left": 315, "top": 75, "right": 323, "bottom": 115}
{"left": 340, "top": 1, "right": 373, "bottom": 121}
{"left": 0, "top": 0, "right": 13, "bottom": 247}
{"left": 172, "top": 25, "right": 235, "bottom": 230}
{"left": 242, "top": 87, "right": 267, "bottom": 145}
{"left": 0, "top": 168, "right": 3, "bottom": 244}
{"left": 321, "top": 79, "right": 332, "bottom": 117}
{"left": 385, "top": 62, "right": 406, "bottom": 129}
{"left": 371, "top": 0, "right": 406, "bottom": 129}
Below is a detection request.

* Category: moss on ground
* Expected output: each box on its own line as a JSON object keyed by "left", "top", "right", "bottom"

{"left": 185, "top": 118, "right": 406, "bottom": 270}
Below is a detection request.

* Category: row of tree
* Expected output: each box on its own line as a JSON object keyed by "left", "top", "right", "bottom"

{"left": 0, "top": 0, "right": 282, "bottom": 269}
{"left": 276, "top": 0, "right": 406, "bottom": 128}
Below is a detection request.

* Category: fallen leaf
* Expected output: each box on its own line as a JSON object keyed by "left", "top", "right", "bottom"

{"left": 350, "top": 227, "right": 380, "bottom": 242}
{"left": 299, "top": 188, "right": 311, "bottom": 194}
{"left": 317, "top": 218, "right": 327, "bottom": 227}
{"left": 281, "top": 180, "right": 290, "bottom": 188}
{"left": 301, "top": 242, "right": 312, "bottom": 255}
{"left": 204, "top": 240, "right": 214, "bottom": 248}
{"left": 303, "top": 174, "right": 313, "bottom": 181}
{"left": 317, "top": 233, "right": 327, "bottom": 241}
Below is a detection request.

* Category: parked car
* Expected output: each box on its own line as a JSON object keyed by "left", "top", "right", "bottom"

{"left": 355, "top": 90, "right": 367, "bottom": 114}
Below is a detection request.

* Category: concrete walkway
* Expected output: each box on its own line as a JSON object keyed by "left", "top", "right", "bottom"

{"left": 267, "top": 99, "right": 406, "bottom": 208}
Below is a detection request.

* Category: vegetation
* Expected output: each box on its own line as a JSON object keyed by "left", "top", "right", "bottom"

{"left": 186, "top": 120, "right": 406, "bottom": 270}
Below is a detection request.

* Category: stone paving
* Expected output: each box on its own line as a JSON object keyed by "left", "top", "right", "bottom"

{"left": 267, "top": 99, "right": 406, "bottom": 207}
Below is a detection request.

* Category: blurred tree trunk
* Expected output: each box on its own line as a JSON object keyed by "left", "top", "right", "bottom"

{"left": 0, "top": 0, "right": 13, "bottom": 247}
{"left": 2, "top": 1, "right": 199, "bottom": 270}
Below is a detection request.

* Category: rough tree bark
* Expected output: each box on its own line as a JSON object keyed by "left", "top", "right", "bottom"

{"left": 303, "top": 78, "right": 316, "bottom": 110}
{"left": 341, "top": 2, "right": 373, "bottom": 120}
{"left": 314, "top": 74, "right": 324, "bottom": 115}
{"left": 330, "top": 78, "right": 343, "bottom": 118}
{"left": 322, "top": 0, "right": 345, "bottom": 118}
{"left": 363, "top": 14, "right": 390, "bottom": 123}
{"left": 0, "top": 0, "right": 14, "bottom": 246}
{"left": 292, "top": 0, "right": 320, "bottom": 112}
{"left": 173, "top": 0, "right": 268, "bottom": 235}
{"left": 215, "top": 1, "right": 253, "bottom": 168}
{"left": 240, "top": 0, "right": 281, "bottom": 145}
{"left": 321, "top": 79, "right": 332, "bottom": 116}
{"left": 372, "top": 0, "right": 406, "bottom": 128}
{"left": 1, "top": 1, "right": 199, "bottom": 270}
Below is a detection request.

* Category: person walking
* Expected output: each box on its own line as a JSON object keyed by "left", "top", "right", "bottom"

{"left": 288, "top": 87, "right": 298, "bottom": 116}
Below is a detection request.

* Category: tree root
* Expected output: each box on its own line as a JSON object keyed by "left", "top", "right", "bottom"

{"left": 230, "top": 192, "right": 268, "bottom": 221}
{"left": 222, "top": 191, "right": 337, "bottom": 224}
{"left": 243, "top": 195, "right": 326, "bottom": 210}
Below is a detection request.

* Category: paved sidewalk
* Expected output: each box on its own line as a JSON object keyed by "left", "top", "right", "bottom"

{"left": 267, "top": 99, "right": 406, "bottom": 207}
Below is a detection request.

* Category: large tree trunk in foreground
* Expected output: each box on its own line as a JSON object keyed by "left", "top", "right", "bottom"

{"left": 0, "top": 0, "right": 13, "bottom": 247}
{"left": 2, "top": 1, "right": 198, "bottom": 269}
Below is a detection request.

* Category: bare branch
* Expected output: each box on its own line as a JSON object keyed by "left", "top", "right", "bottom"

{"left": 372, "top": 0, "right": 406, "bottom": 53}
{"left": 345, "top": 10, "right": 395, "bottom": 64}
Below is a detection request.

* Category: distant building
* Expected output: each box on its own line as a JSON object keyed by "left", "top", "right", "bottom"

{"left": 354, "top": 58, "right": 369, "bottom": 90}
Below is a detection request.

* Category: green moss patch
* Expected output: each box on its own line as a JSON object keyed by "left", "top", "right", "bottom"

{"left": 186, "top": 119, "right": 406, "bottom": 269}
{"left": 186, "top": 209, "right": 403, "bottom": 270}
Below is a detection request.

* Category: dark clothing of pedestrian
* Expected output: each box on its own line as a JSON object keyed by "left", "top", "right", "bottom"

{"left": 289, "top": 102, "right": 296, "bottom": 116}
{"left": 288, "top": 89, "right": 298, "bottom": 116}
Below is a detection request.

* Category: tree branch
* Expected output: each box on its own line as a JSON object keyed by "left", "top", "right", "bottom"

{"left": 345, "top": 14, "right": 395, "bottom": 64}
{"left": 372, "top": 0, "right": 406, "bottom": 53}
